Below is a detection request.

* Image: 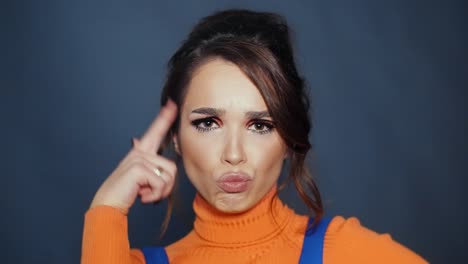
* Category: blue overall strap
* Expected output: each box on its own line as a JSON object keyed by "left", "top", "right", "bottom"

{"left": 142, "top": 246, "right": 169, "bottom": 264}
{"left": 298, "top": 217, "right": 332, "bottom": 264}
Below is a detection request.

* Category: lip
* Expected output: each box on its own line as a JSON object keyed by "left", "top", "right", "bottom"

{"left": 216, "top": 172, "right": 252, "bottom": 193}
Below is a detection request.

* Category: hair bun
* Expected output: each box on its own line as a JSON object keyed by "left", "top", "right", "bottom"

{"left": 190, "top": 9, "right": 288, "bottom": 44}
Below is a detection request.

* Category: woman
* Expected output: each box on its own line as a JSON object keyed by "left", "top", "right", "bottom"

{"left": 81, "top": 9, "right": 428, "bottom": 264}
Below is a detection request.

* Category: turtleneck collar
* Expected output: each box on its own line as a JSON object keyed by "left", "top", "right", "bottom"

{"left": 192, "top": 186, "right": 295, "bottom": 246}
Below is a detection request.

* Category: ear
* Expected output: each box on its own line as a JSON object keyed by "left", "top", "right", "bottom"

{"left": 172, "top": 134, "right": 180, "bottom": 155}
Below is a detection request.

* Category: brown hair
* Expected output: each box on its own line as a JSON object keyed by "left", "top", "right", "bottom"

{"left": 159, "top": 9, "right": 323, "bottom": 237}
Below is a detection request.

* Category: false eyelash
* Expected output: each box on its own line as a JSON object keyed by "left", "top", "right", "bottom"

{"left": 190, "top": 118, "right": 276, "bottom": 134}
{"left": 190, "top": 117, "right": 219, "bottom": 132}
{"left": 249, "top": 120, "right": 275, "bottom": 134}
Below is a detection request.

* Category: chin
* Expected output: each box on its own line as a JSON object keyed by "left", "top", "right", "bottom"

{"left": 213, "top": 193, "right": 253, "bottom": 214}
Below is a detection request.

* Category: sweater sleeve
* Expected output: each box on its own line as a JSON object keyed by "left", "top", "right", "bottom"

{"left": 323, "top": 216, "right": 428, "bottom": 264}
{"left": 81, "top": 206, "right": 146, "bottom": 264}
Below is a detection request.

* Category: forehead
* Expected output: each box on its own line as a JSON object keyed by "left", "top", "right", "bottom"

{"left": 182, "top": 58, "right": 268, "bottom": 112}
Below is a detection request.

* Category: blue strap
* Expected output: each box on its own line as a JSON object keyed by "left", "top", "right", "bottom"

{"left": 142, "top": 246, "right": 169, "bottom": 264}
{"left": 299, "top": 217, "right": 332, "bottom": 264}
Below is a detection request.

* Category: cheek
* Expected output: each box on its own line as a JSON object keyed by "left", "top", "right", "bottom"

{"left": 246, "top": 135, "right": 286, "bottom": 173}
{"left": 178, "top": 126, "right": 220, "bottom": 176}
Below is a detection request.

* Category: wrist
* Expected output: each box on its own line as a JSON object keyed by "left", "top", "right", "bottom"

{"left": 90, "top": 197, "right": 129, "bottom": 215}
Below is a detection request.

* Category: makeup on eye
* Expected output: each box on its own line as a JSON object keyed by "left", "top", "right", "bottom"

{"left": 190, "top": 116, "right": 220, "bottom": 132}
{"left": 247, "top": 119, "right": 275, "bottom": 134}
{"left": 190, "top": 116, "right": 275, "bottom": 134}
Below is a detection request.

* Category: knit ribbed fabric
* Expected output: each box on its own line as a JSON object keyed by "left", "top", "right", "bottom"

{"left": 322, "top": 217, "right": 427, "bottom": 263}
{"left": 164, "top": 186, "right": 308, "bottom": 263}
{"left": 81, "top": 206, "right": 145, "bottom": 264}
{"left": 81, "top": 187, "right": 428, "bottom": 264}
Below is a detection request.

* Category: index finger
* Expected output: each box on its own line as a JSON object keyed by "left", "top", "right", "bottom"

{"left": 138, "top": 99, "right": 178, "bottom": 153}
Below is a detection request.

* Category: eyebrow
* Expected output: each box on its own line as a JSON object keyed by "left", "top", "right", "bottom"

{"left": 191, "top": 108, "right": 271, "bottom": 119}
{"left": 245, "top": 110, "right": 271, "bottom": 119}
{"left": 191, "top": 107, "right": 226, "bottom": 116}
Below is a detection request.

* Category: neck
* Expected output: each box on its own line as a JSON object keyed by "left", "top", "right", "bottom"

{"left": 192, "top": 186, "right": 294, "bottom": 246}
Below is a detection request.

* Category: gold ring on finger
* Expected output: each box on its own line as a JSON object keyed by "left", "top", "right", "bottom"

{"left": 153, "top": 167, "right": 163, "bottom": 177}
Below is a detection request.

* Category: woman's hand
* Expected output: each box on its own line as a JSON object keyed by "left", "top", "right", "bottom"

{"left": 89, "top": 100, "right": 178, "bottom": 215}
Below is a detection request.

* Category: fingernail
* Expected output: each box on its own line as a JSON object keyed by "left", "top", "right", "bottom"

{"left": 166, "top": 98, "right": 176, "bottom": 107}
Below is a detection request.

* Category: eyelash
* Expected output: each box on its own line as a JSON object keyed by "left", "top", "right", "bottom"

{"left": 249, "top": 120, "right": 275, "bottom": 134}
{"left": 190, "top": 117, "right": 275, "bottom": 134}
{"left": 191, "top": 117, "right": 219, "bottom": 133}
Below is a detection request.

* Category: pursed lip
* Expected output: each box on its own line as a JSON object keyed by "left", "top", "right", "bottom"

{"left": 217, "top": 171, "right": 252, "bottom": 183}
{"left": 216, "top": 171, "right": 252, "bottom": 193}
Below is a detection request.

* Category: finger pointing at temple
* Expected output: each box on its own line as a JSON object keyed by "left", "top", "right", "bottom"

{"left": 138, "top": 99, "right": 178, "bottom": 153}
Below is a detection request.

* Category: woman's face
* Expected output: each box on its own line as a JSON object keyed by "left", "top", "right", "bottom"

{"left": 174, "top": 58, "right": 288, "bottom": 213}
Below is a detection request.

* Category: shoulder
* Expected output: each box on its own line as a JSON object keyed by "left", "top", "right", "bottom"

{"left": 321, "top": 216, "right": 428, "bottom": 264}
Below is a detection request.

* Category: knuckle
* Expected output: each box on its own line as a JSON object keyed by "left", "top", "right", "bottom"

{"left": 169, "top": 163, "right": 177, "bottom": 174}
{"left": 134, "top": 157, "right": 146, "bottom": 165}
{"left": 156, "top": 176, "right": 167, "bottom": 186}
{"left": 129, "top": 163, "right": 146, "bottom": 174}
{"left": 165, "top": 164, "right": 176, "bottom": 178}
{"left": 127, "top": 149, "right": 140, "bottom": 158}
{"left": 130, "top": 146, "right": 146, "bottom": 157}
{"left": 128, "top": 152, "right": 143, "bottom": 161}
{"left": 150, "top": 190, "right": 162, "bottom": 201}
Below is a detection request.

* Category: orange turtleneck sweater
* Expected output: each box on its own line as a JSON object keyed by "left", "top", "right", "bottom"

{"left": 81, "top": 187, "right": 428, "bottom": 263}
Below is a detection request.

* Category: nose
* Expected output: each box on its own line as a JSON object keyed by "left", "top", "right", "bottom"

{"left": 221, "top": 129, "right": 246, "bottom": 165}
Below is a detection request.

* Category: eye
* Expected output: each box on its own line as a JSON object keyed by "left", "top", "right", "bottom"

{"left": 191, "top": 117, "right": 220, "bottom": 132}
{"left": 248, "top": 120, "right": 275, "bottom": 134}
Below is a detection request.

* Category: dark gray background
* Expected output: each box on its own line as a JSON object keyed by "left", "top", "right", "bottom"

{"left": 2, "top": 0, "right": 466, "bottom": 263}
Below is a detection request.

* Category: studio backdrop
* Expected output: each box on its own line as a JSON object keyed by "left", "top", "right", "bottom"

{"left": 2, "top": 0, "right": 466, "bottom": 263}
